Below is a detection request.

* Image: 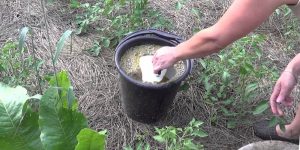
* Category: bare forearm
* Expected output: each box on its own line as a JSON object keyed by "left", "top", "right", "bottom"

{"left": 286, "top": 54, "right": 300, "bottom": 76}
{"left": 174, "top": 28, "right": 221, "bottom": 60}
{"left": 173, "top": 0, "right": 284, "bottom": 61}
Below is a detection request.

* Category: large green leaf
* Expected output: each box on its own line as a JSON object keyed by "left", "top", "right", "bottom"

{"left": 0, "top": 84, "right": 43, "bottom": 150}
{"left": 49, "top": 70, "right": 78, "bottom": 110}
{"left": 0, "top": 84, "right": 28, "bottom": 134}
{"left": 39, "top": 87, "right": 88, "bottom": 150}
{"left": 75, "top": 128, "right": 106, "bottom": 150}
{"left": 0, "top": 109, "right": 43, "bottom": 150}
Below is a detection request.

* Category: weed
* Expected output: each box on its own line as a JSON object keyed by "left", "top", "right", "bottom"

{"left": 75, "top": 3, "right": 102, "bottom": 34}
{"left": 275, "top": 5, "right": 300, "bottom": 52}
{"left": 74, "top": 0, "right": 172, "bottom": 56}
{"left": 197, "top": 34, "right": 279, "bottom": 128}
{"left": 124, "top": 118, "right": 207, "bottom": 150}
{"left": 153, "top": 118, "right": 207, "bottom": 150}
{"left": 0, "top": 40, "right": 42, "bottom": 88}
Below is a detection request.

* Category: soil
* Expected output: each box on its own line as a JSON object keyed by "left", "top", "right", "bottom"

{"left": 120, "top": 44, "right": 185, "bottom": 83}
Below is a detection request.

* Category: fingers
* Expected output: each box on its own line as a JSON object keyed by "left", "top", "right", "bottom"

{"left": 276, "top": 85, "right": 291, "bottom": 103}
{"left": 152, "top": 56, "right": 160, "bottom": 74}
{"left": 270, "top": 80, "right": 294, "bottom": 116}
{"left": 270, "top": 82, "right": 281, "bottom": 115}
{"left": 153, "top": 66, "right": 161, "bottom": 74}
{"left": 282, "top": 96, "right": 293, "bottom": 107}
{"left": 277, "top": 105, "right": 284, "bottom": 116}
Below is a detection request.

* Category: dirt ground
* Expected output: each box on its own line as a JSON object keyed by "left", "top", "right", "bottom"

{"left": 1, "top": 0, "right": 300, "bottom": 149}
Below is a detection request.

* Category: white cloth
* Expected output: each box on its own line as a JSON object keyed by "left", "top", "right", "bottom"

{"left": 139, "top": 55, "right": 167, "bottom": 83}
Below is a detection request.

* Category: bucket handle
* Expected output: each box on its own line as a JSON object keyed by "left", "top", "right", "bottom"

{"left": 116, "top": 29, "right": 184, "bottom": 49}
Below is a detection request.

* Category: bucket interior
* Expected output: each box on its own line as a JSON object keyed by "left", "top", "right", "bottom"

{"left": 116, "top": 36, "right": 191, "bottom": 88}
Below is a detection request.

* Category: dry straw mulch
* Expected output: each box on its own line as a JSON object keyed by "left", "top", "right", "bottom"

{"left": 1, "top": 0, "right": 300, "bottom": 149}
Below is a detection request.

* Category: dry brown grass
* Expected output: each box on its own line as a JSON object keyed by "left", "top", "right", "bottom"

{"left": 1, "top": 0, "right": 300, "bottom": 149}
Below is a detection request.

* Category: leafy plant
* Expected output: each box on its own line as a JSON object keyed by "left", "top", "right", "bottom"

{"left": 75, "top": 128, "right": 107, "bottom": 150}
{"left": 268, "top": 116, "right": 287, "bottom": 132}
{"left": 0, "top": 83, "right": 42, "bottom": 150}
{"left": 124, "top": 118, "right": 207, "bottom": 150}
{"left": 53, "top": 30, "right": 73, "bottom": 65}
{"left": 274, "top": 5, "right": 300, "bottom": 52}
{"left": 0, "top": 27, "right": 42, "bottom": 88}
{"left": 124, "top": 142, "right": 150, "bottom": 150}
{"left": 153, "top": 118, "right": 207, "bottom": 150}
{"left": 175, "top": 0, "right": 188, "bottom": 10}
{"left": 74, "top": 0, "right": 171, "bottom": 56}
{"left": 75, "top": 3, "right": 102, "bottom": 34}
{"left": 70, "top": 0, "right": 80, "bottom": 9}
{"left": 197, "top": 34, "right": 279, "bottom": 128}
{"left": 87, "top": 41, "right": 102, "bottom": 56}
{"left": 0, "top": 24, "right": 106, "bottom": 149}
{"left": 0, "top": 71, "right": 106, "bottom": 150}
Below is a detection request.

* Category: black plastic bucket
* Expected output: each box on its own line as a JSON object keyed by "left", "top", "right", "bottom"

{"left": 115, "top": 29, "right": 192, "bottom": 123}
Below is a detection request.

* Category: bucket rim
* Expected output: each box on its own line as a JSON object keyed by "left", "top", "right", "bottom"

{"left": 115, "top": 31, "right": 192, "bottom": 89}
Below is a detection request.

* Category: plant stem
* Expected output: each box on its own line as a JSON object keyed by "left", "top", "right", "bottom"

{"left": 8, "top": 48, "right": 16, "bottom": 80}
{"left": 40, "top": 0, "right": 59, "bottom": 88}
{"left": 30, "top": 30, "right": 43, "bottom": 93}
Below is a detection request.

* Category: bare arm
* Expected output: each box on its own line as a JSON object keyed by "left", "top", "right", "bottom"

{"left": 286, "top": 54, "right": 300, "bottom": 76}
{"left": 174, "top": 0, "right": 285, "bottom": 60}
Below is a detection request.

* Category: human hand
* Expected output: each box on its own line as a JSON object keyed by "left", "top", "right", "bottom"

{"left": 152, "top": 46, "right": 179, "bottom": 74}
{"left": 270, "top": 70, "right": 297, "bottom": 116}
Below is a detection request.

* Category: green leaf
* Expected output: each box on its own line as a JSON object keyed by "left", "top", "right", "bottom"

{"left": 192, "top": 120, "right": 204, "bottom": 127}
{"left": 175, "top": 2, "right": 182, "bottom": 10}
{"left": 191, "top": 8, "right": 200, "bottom": 17}
{"left": 268, "top": 116, "right": 278, "bottom": 127}
{"left": 144, "top": 143, "right": 150, "bottom": 150}
{"left": 53, "top": 30, "right": 72, "bottom": 65}
{"left": 67, "top": 86, "right": 77, "bottom": 110}
{"left": 191, "top": 129, "right": 208, "bottom": 138}
{"left": 136, "top": 142, "right": 143, "bottom": 150}
{"left": 19, "top": 27, "right": 29, "bottom": 52}
{"left": 245, "top": 83, "right": 258, "bottom": 97}
{"left": 228, "top": 59, "right": 235, "bottom": 65}
{"left": 268, "top": 116, "right": 287, "bottom": 133}
{"left": 70, "top": 0, "right": 81, "bottom": 9}
{"left": 0, "top": 84, "right": 29, "bottom": 133}
{"left": 49, "top": 71, "right": 78, "bottom": 110}
{"left": 198, "top": 59, "right": 206, "bottom": 69}
{"left": 222, "top": 98, "right": 233, "bottom": 105}
{"left": 244, "top": 62, "right": 254, "bottom": 73}
{"left": 102, "top": 38, "right": 110, "bottom": 48}
{"left": 39, "top": 87, "right": 88, "bottom": 150}
{"left": 183, "top": 139, "right": 199, "bottom": 150}
{"left": 75, "top": 128, "right": 106, "bottom": 150}
{"left": 0, "top": 84, "right": 43, "bottom": 150}
{"left": 87, "top": 41, "right": 102, "bottom": 56}
{"left": 279, "top": 124, "right": 286, "bottom": 132}
{"left": 222, "top": 71, "right": 230, "bottom": 83}
{"left": 153, "top": 135, "right": 165, "bottom": 143}
{"left": 239, "top": 66, "right": 248, "bottom": 75}
{"left": 227, "top": 120, "right": 236, "bottom": 129}
{"left": 179, "top": 82, "right": 189, "bottom": 91}
{"left": 98, "top": 130, "right": 107, "bottom": 135}
{"left": 49, "top": 70, "right": 70, "bottom": 86}
{"left": 253, "top": 100, "right": 269, "bottom": 115}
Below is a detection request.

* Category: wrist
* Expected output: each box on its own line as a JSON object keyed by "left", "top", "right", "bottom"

{"left": 286, "top": 53, "right": 300, "bottom": 77}
{"left": 283, "top": 69, "right": 298, "bottom": 83}
{"left": 173, "top": 43, "right": 186, "bottom": 61}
